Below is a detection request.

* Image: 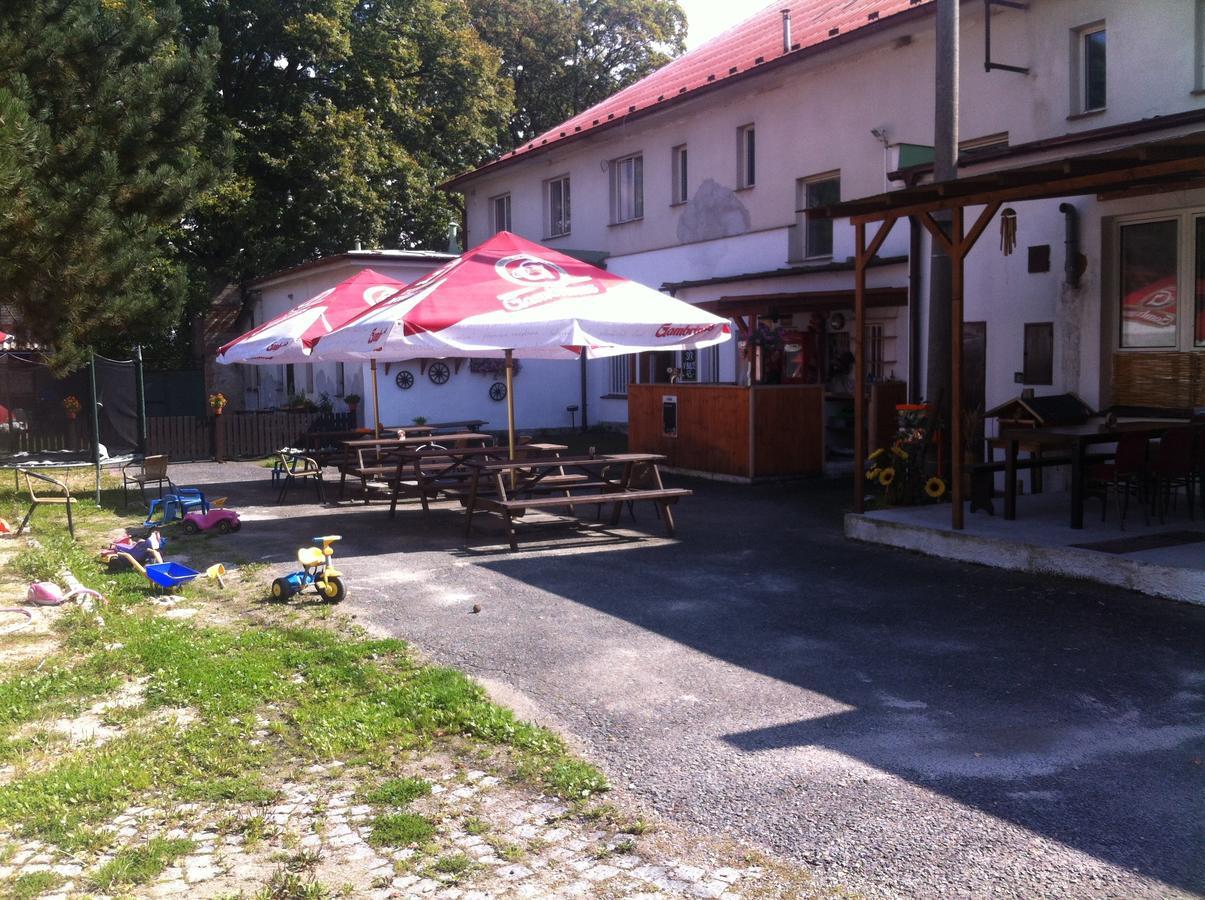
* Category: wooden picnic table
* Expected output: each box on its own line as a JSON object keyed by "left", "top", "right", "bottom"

{"left": 461, "top": 453, "right": 691, "bottom": 550}
{"left": 384, "top": 418, "right": 488, "bottom": 434}
{"left": 383, "top": 442, "right": 569, "bottom": 516}
{"left": 337, "top": 432, "right": 493, "bottom": 501}
{"left": 999, "top": 418, "right": 1185, "bottom": 528}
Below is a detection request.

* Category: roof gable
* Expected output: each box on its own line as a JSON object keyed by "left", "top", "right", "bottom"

{"left": 447, "top": 0, "right": 932, "bottom": 188}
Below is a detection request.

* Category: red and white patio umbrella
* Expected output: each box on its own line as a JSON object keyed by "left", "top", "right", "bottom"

{"left": 216, "top": 268, "right": 413, "bottom": 431}
{"left": 311, "top": 231, "right": 731, "bottom": 457}
{"left": 217, "top": 268, "right": 408, "bottom": 365}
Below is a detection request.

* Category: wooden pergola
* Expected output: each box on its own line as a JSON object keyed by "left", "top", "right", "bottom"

{"left": 814, "top": 127, "right": 1205, "bottom": 529}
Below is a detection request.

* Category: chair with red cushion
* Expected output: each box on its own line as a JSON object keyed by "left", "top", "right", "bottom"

{"left": 1085, "top": 431, "right": 1150, "bottom": 530}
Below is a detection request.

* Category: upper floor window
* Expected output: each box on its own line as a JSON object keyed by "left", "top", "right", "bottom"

{"left": 737, "top": 124, "right": 755, "bottom": 189}
{"left": 490, "top": 193, "right": 511, "bottom": 234}
{"left": 1073, "top": 22, "right": 1106, "bottom": 113}
{"left": 799, "top": 172, "right": 840, "bottom": 258}
{"left": 610, "top": 153, "right": 644, "bottom": 224}
{"left": 545, "top": 176, "right": 570, "bottom": 237}
{"left": 671, "top": 144, "right": 688, "bottom": 205}
{"left": 1196, "top": 0, "right": 1205, "bottom": 90}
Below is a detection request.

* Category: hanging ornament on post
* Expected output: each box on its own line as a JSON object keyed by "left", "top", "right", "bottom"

{"left": 999, "top": 207, "right": 1017, "bottom": 256}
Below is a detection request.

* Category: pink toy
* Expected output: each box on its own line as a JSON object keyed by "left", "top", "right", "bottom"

{"left": 181, "top": 508, "right": 241, "bottom": 535}
{"left": 27, "top": 582, "right": 65, "bottom": 606}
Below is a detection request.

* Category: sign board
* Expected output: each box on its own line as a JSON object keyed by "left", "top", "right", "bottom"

{"left": 681, "top": 349, "right": 698, "bottom": 382}
{"left": 662, "top": 395, "right": 678, "bottom": 437}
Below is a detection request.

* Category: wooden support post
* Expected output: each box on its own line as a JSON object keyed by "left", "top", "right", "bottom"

{"left": 854, "top": 222, "right": 867, "bottom": 514}
{"left": 950, "top": 206, "right": 966, "bottom": 530}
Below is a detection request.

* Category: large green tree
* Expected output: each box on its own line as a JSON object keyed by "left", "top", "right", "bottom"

{"left": 0, "top": 0, "right": 217, "bottom": 370}
{"left": 469, "top": 0, "right": 687, "bottom": 147}
{"left": 179, "top": 0, "right": 513, "bottom": 286}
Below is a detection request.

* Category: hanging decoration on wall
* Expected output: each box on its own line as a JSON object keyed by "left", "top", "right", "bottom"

{"left": 428, "top": 361, "right": 451, "bottom": 385}
{"left": 394, "top": 370, "right": 414, "bottom": 390}
{"left": 999, "top": 207, "right": 1018, "bottom": 256}
{"left": 489, "top": 382, "right": 507, "bottom": 402}
{"left": 469, "top": 358, "right": 521, "bottom": 378}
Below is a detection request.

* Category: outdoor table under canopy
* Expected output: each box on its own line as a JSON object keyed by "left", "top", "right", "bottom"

{"left": 814, "top": 126, "right": 1205, "bottom": 529}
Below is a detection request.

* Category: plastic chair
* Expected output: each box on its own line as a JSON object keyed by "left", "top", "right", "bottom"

{"left": 17, "top": 470, "right": 76, "bottom": 538}
{"left": 1150, "top": 426, "right": 1196, "bottom": 523}
{"left": 1085, "top": 431, "right": 1149, "bottom": 530}
{"left": 121, "top": 455, "right": 170, "bottom": 508}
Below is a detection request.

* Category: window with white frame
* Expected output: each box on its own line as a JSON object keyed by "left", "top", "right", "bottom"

{"left": 545, "top": 176, "right": 570, "bottom": 237}
{"left": 737, "top": 124, "right": 755, "bottom": 188}
{"left": 305, "top": 363, "right": 315, "bottom": 393}
{"left": 1073, "top": 22, "right": 1106, "bottom": 113}
{"left": 704, "top": 343, "right": 721, "bottom": 382}
{"left": 798, "top": 172, "right": 840, "bottom": 258}
{"left": 610, "top": 154, "right": 644, "bottom": 224}
{"left": 1115, "top": 210, "right": 1205, "bottom": 350}
{"left": 607, "top": 356, "right": 629, "bottom": 396}
{"left": 490, "top": 193, "right": 511, "bottom": 234}
{"left": 671, "top": 144, "right": 688, "bottom": 205}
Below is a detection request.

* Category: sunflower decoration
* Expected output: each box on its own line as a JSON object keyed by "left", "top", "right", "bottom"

{"left": 924, "top": 476, "right": 947, "bottom": 499}
{"left": 867, "top": 448, "right": 885, "bottom": 461}
{"left": 891, "top": 444, "right": 909, "bottom": 460}
{"left": 865, "top": 467, "right": 880, "bottom": 481}
{"left": 878, "top": 467, "right": 896, "bottom": 486}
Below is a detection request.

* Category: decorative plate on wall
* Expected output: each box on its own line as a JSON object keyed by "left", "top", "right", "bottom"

{"left": 395, "top": 370, "right": 414, "bottom": 390}
{"left": 428, "top": 362, "right": 451, "bottom": 385}
{"left": 489, "top": 382, "right": 507, "bottom": 402}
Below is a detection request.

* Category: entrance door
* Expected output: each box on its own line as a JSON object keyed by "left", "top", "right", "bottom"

{"left": 962, "top": 321, "right": 987, "bottom": 462}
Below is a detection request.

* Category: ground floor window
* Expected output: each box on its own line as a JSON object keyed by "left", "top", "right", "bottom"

{"left": 1116, "top": 209, "right": 1205, "bottom": 350}
{"left": 608, "top": 356, "right": 629, "bottom": 395}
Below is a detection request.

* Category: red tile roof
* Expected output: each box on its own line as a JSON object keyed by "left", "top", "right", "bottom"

{"left": 446, "top": 0, "right": 933, "bottom": 189}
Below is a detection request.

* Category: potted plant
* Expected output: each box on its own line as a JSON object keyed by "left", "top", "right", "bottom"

{"left": 62, "top": 395, "right": 81, "bottom": 421}
{"left": 344, "top": 393, "right": 361, "bottom": 414}
{"left": 208, "top": 392, "right": 228, "bottom": 416}
{"left": 413, "top": 416, "right": 428, "bottom": 426}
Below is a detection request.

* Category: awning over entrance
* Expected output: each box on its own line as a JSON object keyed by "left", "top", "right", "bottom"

{"left": 811, "top": 127, "right": 1205, "bottom": 530}
{"left": 698, "top": 287, "right": 906, "bottom": 320}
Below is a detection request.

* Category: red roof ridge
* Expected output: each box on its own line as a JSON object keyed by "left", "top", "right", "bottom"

{"left": 446, "top": 0, "right": 933, "bottom": 189}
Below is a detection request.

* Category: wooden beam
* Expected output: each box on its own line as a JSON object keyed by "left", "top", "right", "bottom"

{"left": 865, "top": 216, "right": 898, "bottom": 260}
{"left": 960, "top": 200, "right": 1003, "bottom": 255}
{"left": 1096, "top": 176, "right": 1205, "bottom": 202}
{"left": 918, "top": 211, "right": 955, "bottom": 255}
{"left": 848, "top": 156, "right": 1205, "bottom": 223}
{"left": 853, "top": 221, "right": 867, "bottom": 515}
{"left": 949, "top": 206, "right": 965, "bottom": 531}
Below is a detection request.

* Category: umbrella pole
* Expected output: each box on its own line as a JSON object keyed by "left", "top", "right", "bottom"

{"left": 505, "top": 350, "right": 516, "bottom": 463}
{"left": 370, "top": 359, "right": 381, "bottom": 438}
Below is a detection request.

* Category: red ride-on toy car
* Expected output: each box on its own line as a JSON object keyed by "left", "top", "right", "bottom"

{"left": 181, "top": 508, "right": 241, "bottom": 535}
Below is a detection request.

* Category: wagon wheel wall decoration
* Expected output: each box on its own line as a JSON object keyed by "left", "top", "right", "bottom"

{"left": 489, "top": 382, "right": 507, "bottom": 402}
{"left": 428, "top": 362, "right": 451, "bottom": 385}
{"left": 395, "top": 370, "right": 414, "bottom": 390}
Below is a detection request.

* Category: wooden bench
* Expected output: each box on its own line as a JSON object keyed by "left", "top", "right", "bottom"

{"left": 461, "top": 454, "right": 688, "bottom": 550}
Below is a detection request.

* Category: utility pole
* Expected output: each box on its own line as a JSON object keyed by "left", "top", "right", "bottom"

{"left": 926, "top": 0, "right": 958, "bottom": 444}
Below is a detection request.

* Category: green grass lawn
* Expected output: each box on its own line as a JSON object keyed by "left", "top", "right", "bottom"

{"left": 0, "top": 469, "right": 608, "bottom": 895}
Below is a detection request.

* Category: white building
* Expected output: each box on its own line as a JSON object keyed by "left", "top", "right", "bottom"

{"left": 236, "top": 250, "right": 589, "bottom": 430}
{"left": 444, "top": 0, "right": 1205, "bottom": 470}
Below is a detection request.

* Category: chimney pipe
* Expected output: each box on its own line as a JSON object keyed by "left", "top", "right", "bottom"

{"left": 781, "top": 9, "right": 791, "bottom": 53}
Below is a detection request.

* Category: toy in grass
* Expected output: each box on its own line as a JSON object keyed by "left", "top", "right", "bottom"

{"left": 144, "top": 490, "right": 225, "bottom": 527}
{"left": 101, "top": 529, "right": 165, "bottom": 571}
{"left": 181, "top": 508, "right": 241, "bottom": 535}
{"left": 271, "top": 535, "right": 345, "bottom": 603}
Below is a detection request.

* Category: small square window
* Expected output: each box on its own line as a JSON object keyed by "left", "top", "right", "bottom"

{"left": 737, "top": 124, "right": 755, "bottom": 188}
{"left": 610, "top": 154, "right": 644, "bottom": 224}
{"left": 490, "top": 193, "right": 511, "bottom": 234}
{"left": 545, "top": 176, "right": 570, "bottom": 237}
{"left": 671, "top": 144, "right": 688, "bottom": 205}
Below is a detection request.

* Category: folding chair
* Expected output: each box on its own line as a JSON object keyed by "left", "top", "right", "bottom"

{"left": 17, "top": 470, "right": 76, "bottom": 538}
{"left": 122, "top": 455, "right": 171, "bottom": 508}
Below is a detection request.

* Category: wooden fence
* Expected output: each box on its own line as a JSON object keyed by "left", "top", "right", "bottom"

{"left": 148, "top": 411, "right": 354, "bottom": 461}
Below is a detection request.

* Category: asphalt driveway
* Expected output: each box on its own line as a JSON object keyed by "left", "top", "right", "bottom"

{"left": 181, "top": 462, "right": 1205, "bottom": 899}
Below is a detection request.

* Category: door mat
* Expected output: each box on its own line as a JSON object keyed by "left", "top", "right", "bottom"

{"left": 1071, "top": 531, "right": 1205, "bottom": 554}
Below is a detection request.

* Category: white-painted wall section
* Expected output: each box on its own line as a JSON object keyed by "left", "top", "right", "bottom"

{"left": 452, "top": 0, "right": 1205, "bottom": 430}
